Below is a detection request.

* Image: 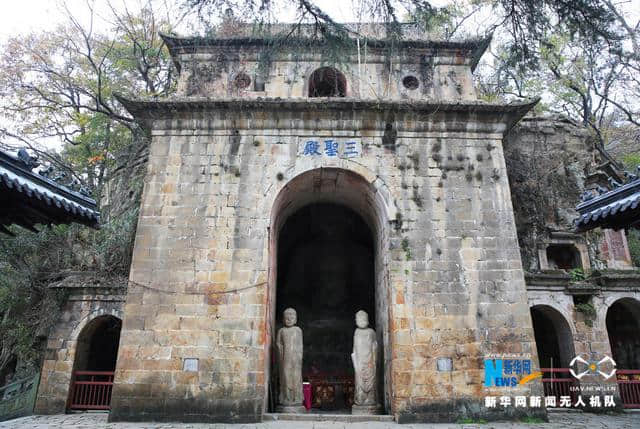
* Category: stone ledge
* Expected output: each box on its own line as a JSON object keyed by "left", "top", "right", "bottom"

{"left": 525, "top": 269, "right": 640, "bottom": 292}
{"left": 115, "top": 94, "right": 539, "bottom": 119}
{"left": 263, "top": 413, "right": 394, "bottom": 422}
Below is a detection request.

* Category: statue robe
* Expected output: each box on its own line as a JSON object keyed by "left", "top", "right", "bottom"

{"left": 276, "top": 325, "right": 303, "bottom": 405}
{"left": 352, "top": 327, "right": 377, "bottom": 405}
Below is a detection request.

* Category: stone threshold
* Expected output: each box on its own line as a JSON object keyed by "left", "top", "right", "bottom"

{"left": 263, "top": 412, "right": 395, "bottom": 422}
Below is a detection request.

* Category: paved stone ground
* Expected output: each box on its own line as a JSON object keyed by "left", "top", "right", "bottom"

{"left": 2, "top": 412, "right": 639, "bottom": 429}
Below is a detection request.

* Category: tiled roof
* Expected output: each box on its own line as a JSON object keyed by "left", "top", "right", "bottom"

{"left": 575, "top": 177, "right": 640, "bottom": 231}
{"left": 0, "top": 150, "right": 100, "bottom": 233}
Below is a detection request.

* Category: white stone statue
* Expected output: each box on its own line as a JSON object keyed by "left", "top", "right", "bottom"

{"left": 351, "top": 310, "right": 381, "bottom": 414}
{"left": 276, "top": 308, "right": 304, "bottom": 412}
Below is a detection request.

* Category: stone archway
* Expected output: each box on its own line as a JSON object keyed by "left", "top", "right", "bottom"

{"left": 266, "top": 168, "right": 392, "bottom": 413}
{"left": 308, "top": 67, "right": 347, "bottom": 97}
{"left": 530, "top": 305, "right": 575, "bottom": 369}
{"left": 606, "top": 298, "right": 640, "bottom": 369}
{"left": 67, "top": 315, "right": 122, "bottom": 411}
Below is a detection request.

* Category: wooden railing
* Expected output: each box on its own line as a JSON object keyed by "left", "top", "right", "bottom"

{"left": 540, "top": 368, "right": 578, "bottom": 405}
{"left": 617, "top": 370, "right": 640, "bottom": 409}
{"left": 0, "top": 373, "right": 40, "bottom": 422}
{"left": 68, "top": 371, "right": 114, "bottom": 410}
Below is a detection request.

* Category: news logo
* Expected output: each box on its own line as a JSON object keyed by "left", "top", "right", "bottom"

{"left": 484, "top": 358, "right": 534, "bottom": 387}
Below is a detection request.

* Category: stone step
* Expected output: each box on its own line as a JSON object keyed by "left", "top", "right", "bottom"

{"left": 263, "top": 413, "right": 395, "bottom": 422}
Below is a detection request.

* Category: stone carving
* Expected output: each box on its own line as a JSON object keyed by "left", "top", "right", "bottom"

{"left": 276, "top": 308, "right": 304, "bottom": 413}
{"left": 351, "top": 310, "right": 381, "bottom": 414}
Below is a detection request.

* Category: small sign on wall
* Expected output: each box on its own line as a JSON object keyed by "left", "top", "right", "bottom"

{"left": 437, "top": 357, "right": 453, "bottom": 372}
{"left": 183, "top": 358, "right": 198, "bottom": 372}
{"left": 298, "top": 139, "right": 362, "bottom": 158}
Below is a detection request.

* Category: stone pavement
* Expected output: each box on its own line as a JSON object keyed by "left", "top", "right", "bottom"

{"left": 2, "top": 412, "right": 639, "bottom": 429}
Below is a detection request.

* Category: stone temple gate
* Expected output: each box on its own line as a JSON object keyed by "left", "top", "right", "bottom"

{"left": 103, "top": 24, "right": 543, "bottom": 423}
{"left": 34, "top": 23, "right": 640, "bottom": 423}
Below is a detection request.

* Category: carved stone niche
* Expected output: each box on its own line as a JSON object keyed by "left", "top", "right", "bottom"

{"left": 538, "top": 232, "right": 590, "bottom": 271}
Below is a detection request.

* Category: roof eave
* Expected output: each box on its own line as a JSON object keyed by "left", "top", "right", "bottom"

{"left": 115, "top": 94, "right": 539, "bottom": 135}
{"left": 159, "top": 31, "right": 494, "bottom": 72}
{"left": 470, "top": 33, "right": 493, "bottom": 73}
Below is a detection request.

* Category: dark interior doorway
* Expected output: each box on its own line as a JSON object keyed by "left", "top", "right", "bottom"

{"left": 68, "top": 315, "right": 122, "bottom": 410}
{"left": 275, "top": 203, "right": 374, "bottom": 410}
{"left": 308, "top": 67, "right": 346, "bottom": 97}
{"left": 530, "top": 306, "right": 574, "bottom": 368}
{"left": 606, "top": 298, "right": 640, "bottom": 369}
{"left": 73, "top": 315, "right": 122, "bottom": 373}
{"left": 546, "top": 244, "right": 581, "bottom": 270}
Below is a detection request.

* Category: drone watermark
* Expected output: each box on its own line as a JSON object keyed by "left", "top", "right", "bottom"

{"left": 569, "top": 355, "right": 617, "bottom": 380}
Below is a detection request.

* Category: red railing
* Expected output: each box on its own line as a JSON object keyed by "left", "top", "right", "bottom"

{"left": 541, "top": 368, "right": 578, "bottom": 405}
{"left": 617, "top": 370, "right": 640, "bottom": 409}
{"left": 305, "top": 372, "right": 354, "bottom": 409}
{"left": 68, "top": 371, "right": 114, "bottom": 410}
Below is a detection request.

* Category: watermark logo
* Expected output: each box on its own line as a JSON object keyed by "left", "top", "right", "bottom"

{"left": 483, "top": 353, "right": 618, "bottom": 409}
{"left": 484, "top": 358, "right": 534, "bottom": 387}
{"left": 569, "top": 355, "right": 616, "bottom": 380}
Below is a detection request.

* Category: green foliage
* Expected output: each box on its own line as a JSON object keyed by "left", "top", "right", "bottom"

{"left": 519, "top": 416, "right": 545, "bottom": 423}
{"left": 456, "top": 417, "right": 488, "bottom": 424}
{"left": 0, "top": 225, "right": 72, "bottom": 375}
{"left": 569, "top": 268, "right": 586, "bottom": 282}
{"left": 401, "top": 238, "right": 412, "bottom": 260}
{"left": 628, "top": 229, "right": 640, "bottom": 268}
{"left": 622, "top": 153, "right": 640, "bottom": 170}
{"left": 0, "top": 2, "right": 171, "bottom": 380}
{"left": 0, "top": 203, "right": 138, "bottom": 378}
{"left": 0, "top": 2, "right": 175, "bottom": 215}
{"left": 575, "top": 302, "right": 597, "bottom": 327}
{"left": 496, "top": 0, "right": 619, "bottom": 66}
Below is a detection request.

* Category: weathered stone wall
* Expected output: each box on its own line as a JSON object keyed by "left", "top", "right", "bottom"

{"left": 526, "top": 273, "right": 640, "bottom": 408}
{"left": 170, "top": 43, "right": 477, "bottom": 102}
{"left": 109, "top": 99, "right": 545, "bottom": 423}
{"left": 504, "top": 116, "right": 636, "bottom": 272}
{"left": 508, "top": 117, "right": 640, "bottom": 410}
{"left": 525, "top": 284, "right": 640, "bottom": 361}
{"left": 34, "top": 287, "right": 125, "bottom": 414}
{"left": 504, "top": 116, "right": 594, "bottom": 271}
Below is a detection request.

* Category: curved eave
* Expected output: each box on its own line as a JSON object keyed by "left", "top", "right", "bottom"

{"left": 575, "top": 182, "right": 640, "bottom": 232}
{"left": 115, "top": 94, "right": 539, "bottom": 134}
{"left": 0, "top": 171, "right": 100, "bottom": 232}
{"left": 470, "top": 33, "right": 492, "bottom": 72}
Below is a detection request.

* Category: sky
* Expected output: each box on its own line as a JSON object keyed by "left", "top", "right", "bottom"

{"left": 0, "top": 0, "right": 637, "bottom": 152}
{"left": 0, "top": 0, "right": 63, "bottom": 39}
{"left": 0, "top": 0, "right": 637, "bottom": 40}
{"left": 0, "top": 0, "right": 367, "bottom": 42}
{"left": 0, "top": 0, "right": 459, "bottom": 42}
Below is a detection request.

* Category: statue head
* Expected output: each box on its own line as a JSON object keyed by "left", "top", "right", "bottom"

{"left": 283, "top": 308, "right": 297, "bottom": 327}
{"left": 355, "top": 310, "right": 369, "bottom": 328}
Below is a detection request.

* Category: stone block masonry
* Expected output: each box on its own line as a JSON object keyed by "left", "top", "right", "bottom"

{"left": 34, "top": 285, "right": 125, "bottom": 415}
{"left": 108, "top": 97, "right": 545, "bottom": 423}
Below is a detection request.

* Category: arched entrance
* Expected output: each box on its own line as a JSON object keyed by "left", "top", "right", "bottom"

{"left": 607, "top": 298, "right": 640, "bottom": 409}
{"left": 531, "top": 305, "right": 574, "bottom": 368}
{"left": 606, "top": 298, "right": 640, "bottom": 369}
{"left": 267, "top": 168, "right": 391, "bottom": 413}
{"left": 530, "top": 305, "right": 576, "bottom": 402}
{"left": 308, "top": 67, "right": 347, "bottom": 97}
{"left": 67, "top": 315, "right": 122, "bottom": 410}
